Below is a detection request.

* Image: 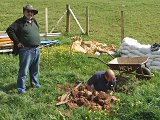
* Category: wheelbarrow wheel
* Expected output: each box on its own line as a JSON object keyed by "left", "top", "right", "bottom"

{"left": 136, "top": 67, "right": 152, "bottom": 80}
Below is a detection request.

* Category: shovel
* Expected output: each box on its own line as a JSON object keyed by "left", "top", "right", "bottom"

{"left": 56, "top": 82, "right": 82, "bottom": 106}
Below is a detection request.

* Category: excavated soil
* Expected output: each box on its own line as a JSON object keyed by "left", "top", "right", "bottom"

{"left": 57, "top": 84, "right": 119, "bottom": 112}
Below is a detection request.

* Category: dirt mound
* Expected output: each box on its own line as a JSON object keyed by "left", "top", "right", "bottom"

{"left": 57, "top": 84, "right": 119, "bottom": 112}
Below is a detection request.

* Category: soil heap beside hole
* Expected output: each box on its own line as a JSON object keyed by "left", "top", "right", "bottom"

{"left": 58, "top": 84, "right": 119, "bottom": 112}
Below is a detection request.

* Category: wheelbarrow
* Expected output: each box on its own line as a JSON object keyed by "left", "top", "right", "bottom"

{"left": 88, "top": 56, "right": 153, "bottom": 79}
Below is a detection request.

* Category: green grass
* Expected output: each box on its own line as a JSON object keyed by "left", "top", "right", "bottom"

{"left": 1, "top": 0, "right": 160, "bottom": 44}
{"left": 0, "top": 0, "right": 160, "bottom": 120}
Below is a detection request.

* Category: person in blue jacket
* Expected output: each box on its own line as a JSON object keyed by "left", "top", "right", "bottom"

{"left": 87, "top": 69, "right": 116, "bottom": 92}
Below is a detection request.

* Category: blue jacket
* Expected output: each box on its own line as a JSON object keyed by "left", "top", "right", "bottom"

{"left": 87, "top": 71, "right": 116, "bottom": 91}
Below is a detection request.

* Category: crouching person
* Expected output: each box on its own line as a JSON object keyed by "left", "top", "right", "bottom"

{"left": 87, "top": 69, "right": 116, "bottom": 92}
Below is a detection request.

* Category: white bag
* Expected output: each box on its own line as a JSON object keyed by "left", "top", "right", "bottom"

{"left": 146, "top": 62, "right": 151, "bottom": 67}
{"left": 128, "top": 53, "right": 140, "bottom": 57}
{"left": 130, "top": 50, "right": 144, "bottom": 56}
{"left": 151, "top": 50, "right": 160, "bottom": 55}
{"left": 151, "top": 61, "right": 160, "bottom": 66}
{"left": 121, "top": 50, "right": 130, "bottom": 55}
{"left": 138, "top": 47, "right": 151, "bottom": 54}
{"left": 149, "top": 66, "right": 160, "bottom": 70}
{"left": 148, "top": 55, "right": 160, "bottom": 59}
{"left": 154, "top": 58, "right": 160, "bottom": 61}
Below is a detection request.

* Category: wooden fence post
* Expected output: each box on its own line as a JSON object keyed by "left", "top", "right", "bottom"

{"left": 121, "top": 10, "right": 124, "bottom": 42}
{"left": 86, "top": 6, "right": 89, "bottom": 35}
{"left": 45, "top": 8, "right": 48, "bottom": 35}
{"left": 66, "top": 4, "right": 70, "bottom": 33}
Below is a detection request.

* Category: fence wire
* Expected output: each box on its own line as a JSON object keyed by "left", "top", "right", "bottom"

{"left": 0, "top": 0, "right": 160, "bottom": 44}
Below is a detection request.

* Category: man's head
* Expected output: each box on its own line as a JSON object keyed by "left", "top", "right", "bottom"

{"left": 105, "top": 69, "right": 115, "bottom": 82}
{"left": 23, "top": 5, "right": 38, "bottom": 20}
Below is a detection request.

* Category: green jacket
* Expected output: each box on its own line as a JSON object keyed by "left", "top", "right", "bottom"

{"left": 6, "top": 16, "right": 40, "bottom": 55}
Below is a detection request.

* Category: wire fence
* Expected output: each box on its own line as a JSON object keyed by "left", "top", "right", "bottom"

{"left": 0, "top": 1, "right": 160, "bottom": 44}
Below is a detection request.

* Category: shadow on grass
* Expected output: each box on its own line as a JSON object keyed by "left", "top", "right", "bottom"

{"left": 0, "top": 83, "right": 16, "bottom": 93}
{"left": 128, "top": 111, "right": 159, "bottom": 120}
{"left": 114, "top": 75, "right": 139, "bottom": 94}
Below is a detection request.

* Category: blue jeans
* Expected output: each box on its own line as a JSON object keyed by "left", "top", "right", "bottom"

{"left": 17, "top": 47, "right": 41, "bottom": 93}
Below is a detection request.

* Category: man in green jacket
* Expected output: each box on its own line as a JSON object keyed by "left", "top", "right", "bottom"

{"left": 6, "top": 5, "right": 41, "bottom": 94}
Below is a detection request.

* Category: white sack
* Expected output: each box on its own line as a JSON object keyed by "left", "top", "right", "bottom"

{"left": 150, "top": 61, "right": 160, "bottom": 66}
{"left": 121, "top": 55, "right": 128, "bottom": 57}
{"left": 121, "top": 42, "right": 130, "bottom": 47}
{"left": 154, "top": 58, "right": 160, "bottom": 61}
{"left": 122, "top": 46, "right": 131, "bottom": 50}
{"left": 128, "top": 53, "right": 140, "bottom": 57}
{"left": 151, "top": 50, "right": 160, "bottom": 55}
{"left": 138, "top": 45, "right": 151, "bottom": 54}
{"left": 149, "top": 66, "right": 160, "bottom": 70}
{"left": 147, "top": 58, "right": 153, "bottom": 62}
{"left": 129, "top": 46, "right": 137, "bottom": 50}
{"left": 120, "top": 50, "right": 130, "bottom": 55}
{"left": 122, "top": 37, "right": 140, "bottom": 46}
{"left": 146, "top": 62, "right": 151, "bottom": 67}
{"left": 147, "top": 55, "right": 160, "bottom": 59}
{"left": 130, "top": 50, "right": 144, "bottom": 56}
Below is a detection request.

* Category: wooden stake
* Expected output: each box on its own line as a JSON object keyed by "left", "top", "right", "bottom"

{"left": 69, "top": 8, "right": 85, "bottom": 34}
{"left": 121, "top": 10, "right": 124, "bottom": 42}
{"left": 86, "top": 6, "right": 89, "bottom": 35}
{"left": 45, "top": 8, "right": 48, "bottom": 35}
{"left": 50, "top": 10, "right": 67, "bottom": 33}
{"left": 66, "top": 4, "right": 70, "bottom": 33}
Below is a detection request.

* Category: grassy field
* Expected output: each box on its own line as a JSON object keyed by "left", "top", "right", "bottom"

{"left": 0, "top": 0, "right": 160, "bottom": 120}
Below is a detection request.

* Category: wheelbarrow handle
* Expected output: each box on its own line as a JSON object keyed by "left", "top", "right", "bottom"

{"left": 103, "top": 51, "right": 115, "bottom": 59}
{"left": 88, "top": 56, "right": 109, "bottom": 66}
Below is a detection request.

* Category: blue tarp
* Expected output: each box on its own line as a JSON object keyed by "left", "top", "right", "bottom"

{"left": 40, "top": 40, "right": 61, "bottom": 46}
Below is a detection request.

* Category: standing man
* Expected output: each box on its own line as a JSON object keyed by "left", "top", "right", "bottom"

{"left": 6, "top": 5, "right": 41, "bottom": 94}
{"left": 87, "top": 69, "right": 116, "bottom": 92}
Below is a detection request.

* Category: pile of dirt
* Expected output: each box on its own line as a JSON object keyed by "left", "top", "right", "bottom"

{"left": 57, "top": 84, "right": 119, "bottom": 112}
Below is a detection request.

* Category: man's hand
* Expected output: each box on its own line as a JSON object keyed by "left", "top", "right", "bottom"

{"left": 87, "top": 85, "right": 95, "bottom": 91}
{"left": 17, "top": 43, "right": 24, "bottom": 48}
